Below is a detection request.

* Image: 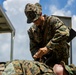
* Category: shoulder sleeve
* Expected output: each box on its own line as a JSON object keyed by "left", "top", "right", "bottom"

{"left": 28, "top": 26, "right": 39, "bottom": 57}
{"left": 46, "top": 16, "right": 70, "bottom": 50}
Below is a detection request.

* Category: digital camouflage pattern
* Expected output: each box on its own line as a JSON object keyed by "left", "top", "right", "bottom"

{"left": 28, "top": 15, "right": 70, "bottom": 66}
{"left": 1, "top": 60, "right": 76, "bottom": 75}
{"left": 2, "top": 60, "right": 55, "bottom": 75}
{"left": 60, "top": 61, "right": 76, "bottom": 75}
{"left": 25, "top": 3, "right": 42, "bottom": 23}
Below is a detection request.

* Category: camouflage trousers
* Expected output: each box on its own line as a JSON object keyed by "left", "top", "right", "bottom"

{"left": 2, "top": 60, "right": 55, "bottom": 75}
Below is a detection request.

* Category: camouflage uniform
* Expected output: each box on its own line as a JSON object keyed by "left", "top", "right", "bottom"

{"left": 25, "top": 3, "right": 70, "bottom": 67}
{"left": 2, "top": 60, "right": 55, "bottom": 75}
{"left": 60, "top": 61, "right": 76, "bottom": 75}
{"left": 1, "top": 60, "right": 76, "bottom": 75}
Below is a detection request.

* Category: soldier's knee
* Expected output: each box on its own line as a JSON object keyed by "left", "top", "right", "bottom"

{"left": 53, "top": 64, "right": 64, "bottom": 75}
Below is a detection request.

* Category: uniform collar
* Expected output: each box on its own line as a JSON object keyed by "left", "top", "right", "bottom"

{"left": 33, "top": 14, "right": 48, "bottom": 32}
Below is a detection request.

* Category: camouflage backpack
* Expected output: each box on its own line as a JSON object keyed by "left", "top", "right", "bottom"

{"left": 2, "top": 60, "right": 55, "bottom": 75}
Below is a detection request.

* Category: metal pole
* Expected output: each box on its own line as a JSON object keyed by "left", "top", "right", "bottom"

{"left": 70, "top": 41, "right": 72, "bottom": 64}
{"left": 10, "top": 32, "right": 14, "bottom": 61}
{"left": 70, "top": 17, "right": 72, "bottom": 64}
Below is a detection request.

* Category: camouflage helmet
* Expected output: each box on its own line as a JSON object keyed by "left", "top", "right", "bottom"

{"left": 24, "top": 3, "right": 42, "bottom": 23}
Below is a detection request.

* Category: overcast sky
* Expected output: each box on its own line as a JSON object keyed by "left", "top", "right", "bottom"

{"left": 0, "top": 0, "right": 76, "bottom": 65}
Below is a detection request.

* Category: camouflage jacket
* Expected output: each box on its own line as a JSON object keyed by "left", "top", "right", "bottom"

{"left": 1, "top": 60, "right": 76, "bottom": 75}
{"left": 28, "top": 15, "right": 70, "bottom": 65}
{"left": 2, "top": 60, "right": 55, "bottom": 75}
{"left": 60, "top": 61, "right": 76, "bottom": 75}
